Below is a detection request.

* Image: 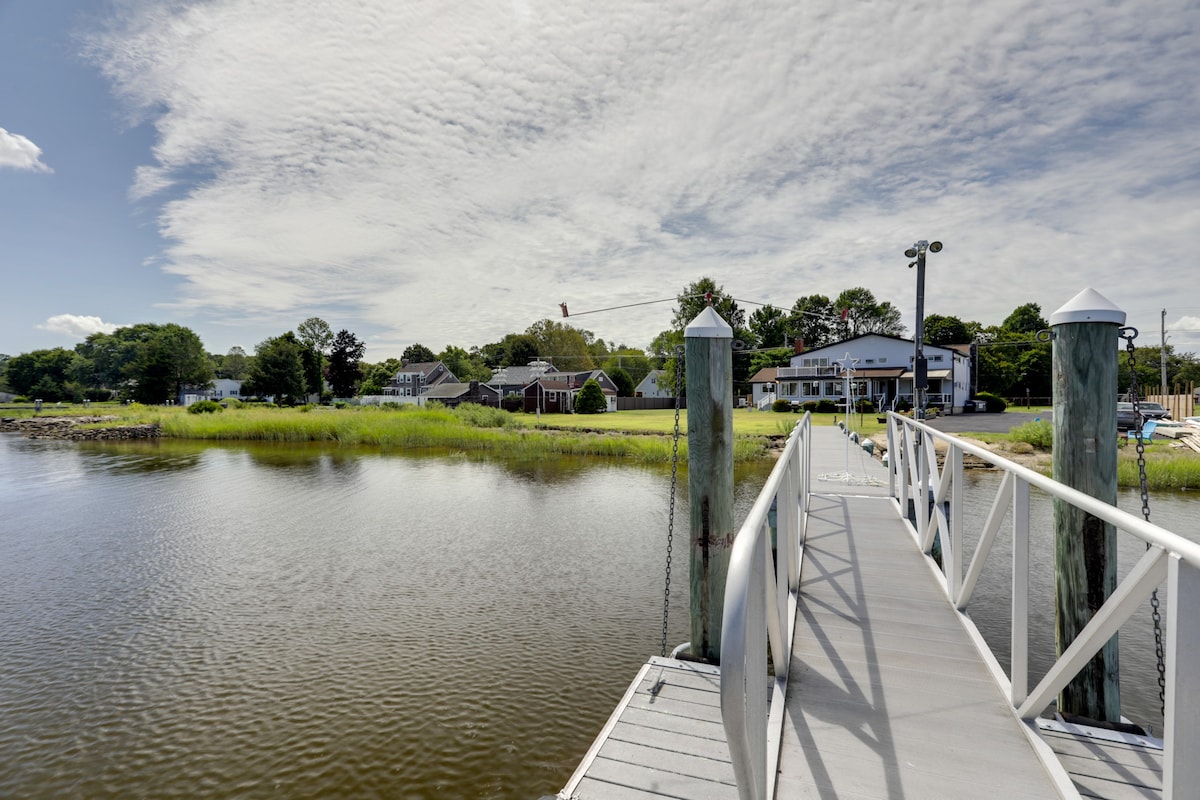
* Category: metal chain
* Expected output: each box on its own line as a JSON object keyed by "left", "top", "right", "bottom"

{"left": 1121, "top": 328, "right": 1167, "bottom": 713}
{"left": 662, "top": 345, "right": 685, "bottom": 658}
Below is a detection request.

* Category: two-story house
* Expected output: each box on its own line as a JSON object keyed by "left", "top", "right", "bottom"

{"left": 769, "top": 334, "right": 972, "bottom": 413}
{"left": 523, "top": 369, "right": 619, "bottom": 413}
{"left": 383, "top": 361, "right": 459, "bottom": 398}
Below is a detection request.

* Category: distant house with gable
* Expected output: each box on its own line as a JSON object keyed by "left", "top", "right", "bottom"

{"left": 179, "top": 378, "right": 244, "bottom": 406}
{"left": 487, "top": 360, "right": 557, "bottom": 399}
{"left": 635, "top": 369, "right": 672, "bottom": 399}
{"left": 383, "top": 361, "right": 458, "bottom": 399}
{"left": 523, "top": 369, "right": 618, "bottom": 413}
{"left": 420, "top": 381, "right": 502, "bottom": 408}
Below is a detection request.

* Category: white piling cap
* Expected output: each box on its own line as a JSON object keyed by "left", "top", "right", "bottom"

{"left": 1049, "top": 288, "right": 1126, "bottom": 326}
{"left": 685, "top": 306, "right": 733, "bottom": 338}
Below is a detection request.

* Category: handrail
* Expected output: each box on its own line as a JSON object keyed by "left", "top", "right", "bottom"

{"left": 720, "top": 412, "right": 810, "bottom": 800}
{"left": 887, "top": 413, "right": 1199, "bottom": 798}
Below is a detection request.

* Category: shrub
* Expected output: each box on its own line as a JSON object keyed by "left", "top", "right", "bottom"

{"left": 454, "top": 402, "right": 516, "bottom": 428}
{"left": 187, "top": 399, "right": 224, "bottom": 415}
{"left": 574, "top": 378, "right": 608, "bottom": 414}
{"left": 816, "top": 398, "right": 838, "bottom": 413}
{"left": 895, "top": 397, "right": 912, "bottom": 412}
{"left": 772, "top": 398, "right": 792, "bottom": 413}
{"left": 1009, "top": 418, "right": 1052, "bottom": 449}
{"left": 855, "top": 399, "right": 875, "bottom": 413}
{"left": 801, "top": 400, "right": 818, "bottom": 412}
{"left": 976, "top": 392, "right": 1007, "bottom": 413}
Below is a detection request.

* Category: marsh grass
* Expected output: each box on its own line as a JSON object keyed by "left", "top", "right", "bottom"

{"left": 106, "top": 403, "right": 768, "bottom": 463}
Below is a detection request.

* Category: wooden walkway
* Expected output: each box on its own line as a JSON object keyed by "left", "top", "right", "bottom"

{"left": 556, "top": 425, "right": 1166, "bottom": 799}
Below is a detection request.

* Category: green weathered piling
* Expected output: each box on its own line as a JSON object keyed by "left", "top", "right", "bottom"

{"left": 1050, "top": 288, "right": 1124, "bottom": 722}
{"left": 686, "top": 307, "right": 735, "bottom": 664}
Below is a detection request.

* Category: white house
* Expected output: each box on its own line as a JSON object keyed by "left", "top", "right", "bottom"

{"left": 179, "top": 378, "right": 245, "bottom": 406}
{"left": 634, "top": 369, "right": 672, "bottom": 399}
{"left": 775, "top": 334, "right": 972, "bottom": 413}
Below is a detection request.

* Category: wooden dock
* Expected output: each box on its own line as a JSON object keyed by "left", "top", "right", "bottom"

{"left": 555, "top": 425, "right": 1167, "bottom": 799}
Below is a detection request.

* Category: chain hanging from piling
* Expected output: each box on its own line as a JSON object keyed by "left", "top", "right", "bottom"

{"left": 661, "top": 345, "right": 685, "bottom": 658}
{"left": 1121, "top": 328, "right": 1167, "bottom": 714}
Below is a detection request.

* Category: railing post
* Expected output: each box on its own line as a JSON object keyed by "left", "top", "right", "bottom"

{"left": 1164, "top": 554, "right": 1200, "bottom": 798}
{"left": 686, "top": 307, "right": 734, "bottom": 664}
{"left": 1049, "top": 288, "right": 1124, "bottom": 722}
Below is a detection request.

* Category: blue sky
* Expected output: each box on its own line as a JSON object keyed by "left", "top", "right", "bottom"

{"left": 2, "top": 0, "right": 1199, "bottom": 363}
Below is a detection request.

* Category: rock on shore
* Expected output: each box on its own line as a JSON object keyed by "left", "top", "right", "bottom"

{"left": 0, "top": 416, "right": 160, "bottom": 440}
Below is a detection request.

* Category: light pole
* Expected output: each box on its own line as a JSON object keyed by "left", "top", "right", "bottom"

{"left": 905, "top": 239, "right": 942, "bottom": 419}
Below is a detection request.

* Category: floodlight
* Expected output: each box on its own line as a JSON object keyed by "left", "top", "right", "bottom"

{"left": 929, "top": 241, "right": 943, "bottom": 253}
{"left": 904, "top": 248, "right": 918, "bottom": 259}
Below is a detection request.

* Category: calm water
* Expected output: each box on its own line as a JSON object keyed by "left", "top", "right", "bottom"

{"left": 2, "top": 435, "right": 1195, "bottom": 797}
{"left": 0, "top": 434, "right": 770, "bottom": 799}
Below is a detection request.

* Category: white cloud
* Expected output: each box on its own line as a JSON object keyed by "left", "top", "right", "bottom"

{"left": 0, "top": 127, "right": 52, "bottom": 172}
{"left": 84, "top": 0, "right": 1200, "bottom": 357}
{"left": 38, "top": 314, "right": 120, "bottom": 339}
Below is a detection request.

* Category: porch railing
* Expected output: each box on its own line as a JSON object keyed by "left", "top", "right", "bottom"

{"left": 720, "top": 412, "right": 811, "bottom": 800}
{"left": 886, "top": 413, "right": 1200, "bottom": 798}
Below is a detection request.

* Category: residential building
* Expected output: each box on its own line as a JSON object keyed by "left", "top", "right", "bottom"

{"left": 523, "top": 369, "right": 619, "bottom": 413}
{"left": 420, "top": 381, "right": 502, "bottom": 408}
{"left": 383, "top": 361, "right": 458, "bottom": 398}
{"left": 635, "top": 369, "right": 672, "bottom": 399}
{"left": 774, "top": 334, "right": 972, "bottom": 413}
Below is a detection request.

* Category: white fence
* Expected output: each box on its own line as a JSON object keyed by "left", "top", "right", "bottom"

{"left": 886, "top": 413, "right": 1200, "bottom": 798}
{"left": 720, "top": 412, "right": 811, "bottom": 800}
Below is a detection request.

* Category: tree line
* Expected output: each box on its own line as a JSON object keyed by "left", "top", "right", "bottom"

{"left": 3, "top": 279, "right": 1197, "bottom": 404}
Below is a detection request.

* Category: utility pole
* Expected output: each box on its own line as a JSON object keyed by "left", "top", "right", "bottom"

{"left": 904, "top": 240, "right": 942, "bottom": 419}
{"left": 1162, "top": 308, "right": 1168, "bottom": 398}
{"left": 1049, "top": 288, "right": 1124, "bottom": 722}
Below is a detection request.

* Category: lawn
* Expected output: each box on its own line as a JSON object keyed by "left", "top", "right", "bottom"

{"left": 538, "top": 407, "right": 888, "bottom": 439}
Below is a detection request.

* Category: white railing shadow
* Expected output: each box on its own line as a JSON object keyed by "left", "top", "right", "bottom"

{"left": 887, "top": 413, "right": 1200, "bottom": 799}
{"left": 720, "top": 412, "right": 811, "bottom": 800}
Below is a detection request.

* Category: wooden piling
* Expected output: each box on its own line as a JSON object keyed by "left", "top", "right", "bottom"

{"left": 1049, "top": 288, "right": 1124, "bottom": 722}
{"left": 685, "top": 307, "right": 735, "bottom": 664}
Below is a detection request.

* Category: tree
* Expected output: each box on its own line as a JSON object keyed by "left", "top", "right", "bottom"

{"left": 402, "top": 343, "right": 437, "bottom": 365}
{"left": 607, "top": 366, "right": 635, "bottom": 397}
{"left": 786, "top": 295, "right": 837, "bottom": 350}
{"left": 358, "top": 358, "right": 402, "bottom": 395}
{"left": 525, "top": 319, "right": 595, "bottom": 371}
{"left": 296, "top": 317, "right": 334, "bottom": 354}
{"left": 834, "top": 287, "right": 905, "bottom": 339}
{"left": 1002, "top": 303, "right": 1048, "bottom": 335}
{"left": 749, "top": 305, "right": 788, "bottom": 350}
{"left": 218, "top": 346, "right": 250, "bottom": 380}
{"left": 245, "top": 332, "right": 307, "bottom": 404}
{"left": 574, "top": 378, "right": 607, "bottom": 413}
{"left": 328, "top": 330, "right": 366, "bottom": 397}
{"left": 5, "top": 348, "right": 77, "bottom": 400}
{"left": 648, "top": 329, "right": 685, "bottom": 394}
{"left": 130, "top": 324, "right": 213, "bottom": 404}
{"left": 601, "top": 350, "right": 652, "bottom": 389}
{"left": 923, "top": 314, "right": 971, "bottom": 346}
{"left": 437, "top": 345, "right": 491, "bottom": 382}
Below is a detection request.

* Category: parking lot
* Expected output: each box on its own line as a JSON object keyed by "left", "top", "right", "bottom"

{"left": 925, "top": 409, "right": 1051, "bottom": 435}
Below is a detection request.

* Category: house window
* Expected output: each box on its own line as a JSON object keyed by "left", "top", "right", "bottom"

{"left": 780, "top": 382, "right": 798, "bottom": 397}
{"left": 865, "top": 358, "right": 875, "bottom": 364}
{"left": 824, "top": 381, "right": 841, "bottom": 396}
{"left": 932, "top": 355, "right": 944, "bottom": 362}
{"left": 878, "top": 358, "right": 887, "bottom": 364}
{"left": 801, "top": 381, "right": 820, "bottom": 397}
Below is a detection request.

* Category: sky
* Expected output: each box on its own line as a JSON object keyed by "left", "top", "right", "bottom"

{"left": 2, "top": 0, "right": 1198, "bottom": 363}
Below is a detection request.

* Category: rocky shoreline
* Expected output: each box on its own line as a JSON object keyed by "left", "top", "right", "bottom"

{"left": 0, "top": 416, "right": 160, "bottom": 440}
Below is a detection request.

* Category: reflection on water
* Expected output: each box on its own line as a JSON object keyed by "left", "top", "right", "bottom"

{"left": 0, "top": 434, "right": 770, "bottom": 799}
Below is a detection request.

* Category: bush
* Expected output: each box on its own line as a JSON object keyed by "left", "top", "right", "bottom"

{"left": 894, "top": 397, "right": 912, "bottom": 412}
{"left": 801, "top": 400, "right": 818, "bottom": 412}
{"left": 976, "top": 392, "right": 1007, "bottom": 413}
{"left": 1009, "top": 418, "right": 1052, "bottom": 449}
{"left": 187, "top": 399, "right": 224, "bottom": 415}
{"left": 772, "top": 399, "right": 792, "bottom": 413}
{"left": 454, "top": 402, "right": 517, "bottom": 428}
{"left": 816, "top": 398, "right": 838, "bottom": 413}
{"left": 855, "top": 399, "right": 875, "bottom": 413}
{"left": 574, "top": 378, "right": 608, "bottom": 414}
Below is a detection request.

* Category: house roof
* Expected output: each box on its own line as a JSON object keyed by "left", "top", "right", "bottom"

{"left": 796, "top": 333, "right": 960, "bottom": 360}
{"left": 749, "top": 367, "right": 778, "bottom": 383}
{"left": 422, "top": 382, "right": 500, "bottom": 399}
{"left": 391, "top": 361, "right": 459, "bottom": 383}
{"left": 488, "top": 363, "right": 558, "bottom": 386}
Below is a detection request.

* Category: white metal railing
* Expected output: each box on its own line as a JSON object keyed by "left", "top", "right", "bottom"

{"left": 887, "top": 413, "right": 1200, "bottom": 799}
{"left": 757, "top": 392, "right": 777, "bottom": 410}
{"left": 720, "top": 412, "right": 811, "bottom": 800}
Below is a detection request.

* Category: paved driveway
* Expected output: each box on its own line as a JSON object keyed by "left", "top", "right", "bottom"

{"left": 924, "top": 410, "right": 1050, "bottom": 434}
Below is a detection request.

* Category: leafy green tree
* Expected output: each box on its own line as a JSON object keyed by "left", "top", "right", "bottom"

{"left": 75, "top": 324, "right": 162, "bottom": 392}
{"left": 1002, "top": 303, "right": 1048, "bottom": 334}
{"left": 402, "top": 343, "right": 437, "bottom": 364}
{"left": 6, "top": 348, "right": 77, "bottom": 400}
{"left": 923, "top": 314, "right": 971, "bottom": 346}
{"left": 786, "top": 295, "right": 837, "bottom": 350}
{"left": 601, "top": 350, "right": 652, "bottom": 388}
{"left": 245, "top": 332, "right": 306, "bottom": 404}
{"left": 218, "top": 346, "right": 250, "bottom": 380}
{"left": 648, "top": 329, "right": 684, "bottom": 394}
{"left": 296, "top": 318, "right": 334, "bottom": 398}
{"left": 526, "top": 319, "right": 595, "bottom": 371}
{"left": 328, "top": 330, "right": 366, "bottom": 397}
{"left": 437, "top": 345, "right": 491, "bottom": 382}
{"left": 749, "top": 305, "right": 788, "bottom": 350}
{"left": 748, "top": 348, "right": 794, "bottom": 377}
{"left": 606, "top": 367, "right": 635, "bottom": 397}
{"left": 834, "top": 287, "right": 905, "bottom": 339}
{"left": 131, "top": 324, "right": 213, "bottom": 404}
{"left": 358, "top": 358, "right": 402, "bottom": 395}
{"left": 574, "top": 378, "right": 607, "bottom": 413}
